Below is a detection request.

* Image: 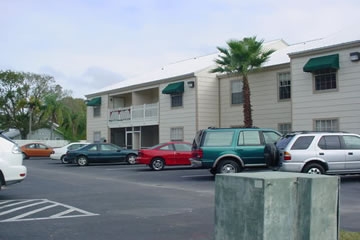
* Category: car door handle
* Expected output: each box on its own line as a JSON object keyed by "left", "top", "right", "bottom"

{"left": 348, "top": 152, "right": 353, "bottom": 155}
{"left": 319, "top": 153, "right": 324, "bottom": 155}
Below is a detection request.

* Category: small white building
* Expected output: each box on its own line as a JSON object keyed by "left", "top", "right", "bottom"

{"left": 85, "top": 29, "right": 360, "bottom": 149}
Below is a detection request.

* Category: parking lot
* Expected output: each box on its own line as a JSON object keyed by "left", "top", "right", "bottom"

{"left": 0, "top": 158, "right": 359, "bottom": 240}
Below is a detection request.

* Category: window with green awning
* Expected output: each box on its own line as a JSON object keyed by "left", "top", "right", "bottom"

{"left": 162, "top": 82, "right": 184, "bottom": 94}
{"left": 303, "top": 54, "right": 339, "bottom": 72}
{"left": 86, "top": 97, "right": 102, "bottom": 106}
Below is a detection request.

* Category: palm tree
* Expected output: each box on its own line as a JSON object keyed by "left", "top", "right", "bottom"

{"left": 211, "top": 36, "right": 274, "bottom": 127}
{"left": 41, "top": 93, "right": 67, "bottom": 140}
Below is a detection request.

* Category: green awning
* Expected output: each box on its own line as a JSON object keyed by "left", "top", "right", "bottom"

{"left": 162, "top": 82, "right": 184, "bottom": 94}
{"left": 86, "top": 97, "right": 101, "bottom": 106}
{"left": 303, "top": 54, "right": 339, "bottom": 72}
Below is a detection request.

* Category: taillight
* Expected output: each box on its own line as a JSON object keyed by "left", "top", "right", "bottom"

{"left": 192, "top": 149, "right": 203, "bottom": 159}
{"left": 284, "top": 151, "right": 291, "bottom": 161}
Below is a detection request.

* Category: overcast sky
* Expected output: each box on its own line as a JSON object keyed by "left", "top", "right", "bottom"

{"left": 1, "top": 0, "right": 359, "bottom": 98}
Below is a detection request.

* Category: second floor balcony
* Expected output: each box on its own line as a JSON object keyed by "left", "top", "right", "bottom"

{"left": 108, "top": 103, "right": 159, "bottom": 128}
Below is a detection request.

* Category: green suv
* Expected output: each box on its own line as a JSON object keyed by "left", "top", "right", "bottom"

{"left": 190, "top": 128, "right": 281, "bottom": 174}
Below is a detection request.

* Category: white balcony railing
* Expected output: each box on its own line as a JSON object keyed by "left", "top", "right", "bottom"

{"left": 108, "top": 103, "right": 159, "bottom": 128}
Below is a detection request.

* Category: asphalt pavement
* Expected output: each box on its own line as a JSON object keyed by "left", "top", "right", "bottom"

{"left": 0, "top": 158, "right": 359, "bottom": 240}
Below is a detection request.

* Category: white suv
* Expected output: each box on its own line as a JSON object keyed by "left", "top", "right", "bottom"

{"left": 272, "top": 131, "right": 360, "bottom": 174}
{"left": 0, "top": 132, "right": 27, "bottom": 190}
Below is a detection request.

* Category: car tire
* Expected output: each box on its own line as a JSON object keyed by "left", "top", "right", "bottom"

{"left": 77, "top": 156, "right": 88, "bottom": 166}
{"left": 264, "top": 143, "right": 279, "bottom": 167}
{"left": 216, "top": 159, "right": 242, "bottom": 174}
{"left": 61, "top": 155, "right": 69, "bottom": 164}
{"left": 302, "top": 163, "right": 325, "bottom": 174}
{"left": 150, "top": 158, "right": 165, "bottom": 171}
{"left": 126, "top": 154, "right": 137, "bottom": 165}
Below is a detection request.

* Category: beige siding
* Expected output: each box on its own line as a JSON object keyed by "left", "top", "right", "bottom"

{"left": 159, "top": 77, "right": 197, "bottom": 143}
{"left": 196, "top": 69, "right": 219, "bottom": 130}
{"left": 86, "top": 95, "right": 109, "bottom": 142}
{"left": 291, "top": 47, "right": 360, "bottom": 133}
{"left": 219, "top": 67, "right": 292, "bottom": 131}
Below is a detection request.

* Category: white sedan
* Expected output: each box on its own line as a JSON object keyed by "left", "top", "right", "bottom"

{"left": 50, "top": 142, "right": 90, "bottom": 164}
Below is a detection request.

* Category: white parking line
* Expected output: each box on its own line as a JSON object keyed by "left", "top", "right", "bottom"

{"left": 0, "top": 199, "right": 98, "bottom": 222}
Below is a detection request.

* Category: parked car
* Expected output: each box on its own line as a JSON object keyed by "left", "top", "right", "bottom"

{"left": 137, "top": 141, "right": 192, "bottom": 171}
{"left": 0, "top": 132, "right": 27, "bottom": 190}
{"left": 51, "top": 142, "right": 90, "bottom": 164}
{"left": 65, "top": 143, "right": 138, "bottom": 166}
{"left": 21, "top": 143, "right": 54, "bottom": 159}
{"left": 269, "top": 131, "right": 360, "bottom": 175}
{"left": 190, "top": 127, "right": 282, "bottom": 174}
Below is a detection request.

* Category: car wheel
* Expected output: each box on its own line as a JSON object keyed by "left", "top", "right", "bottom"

{"left": 216, "top": 159, "right": 242, "bottom": 174}
{"left": 77, "top": 156, "right": 88, "bottom": 166}
{"left": 264, "top": 143, "right": 280, "bottom": 168}
{"left": 61, "top": 155, "right": 69, "bottom": 164}
{"left": 126, "top": 154, "right": 137, "bottom": 165}
{"left": 22, "top": 152, "right": 28, "bottom": 160}
{"left": 150, "top": 158, "right": 165, "bottom": 171}
{"left": 302, "top": 163, "right": 325, "bottom": 174}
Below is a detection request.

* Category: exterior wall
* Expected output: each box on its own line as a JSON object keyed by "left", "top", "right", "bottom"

{"left": 159, "top": 77, "right": 197, "bottom": 143}
{"left": 219, "top": 66, "right": 292, "bottom": 131}
{"left": 86, "top": 95, "right": 109, "bottom": 142}
{"left": 291, "top": 45, "right": 360, "bottom": 133}
{"left": 196, "top": 68, "right": 219, "bottom": 131}
{"left": 28, "top": 128, "right": 64, "bottom": 140}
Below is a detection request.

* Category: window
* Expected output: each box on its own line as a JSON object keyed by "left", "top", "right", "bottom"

{"left": 100, "top": 144, "right": 118, "bottom": 151}
{"left": 238, "top": 131, "right": 261, "bottom": 145}
{"left": 174, "top": 143, "right": 192, "bottom": 151}
{"left": 171, "top": 94, "right": 183, "bottom": 107}
{"left": 231, "top": 80, "right": 243, "bottom": 104}
{"left": 314, "top": 69, "right": 337, "bottom": 91}
{"left": 93, "top": 106, "right": 101, "bottom": 117}
{"left": 204, "top": 131, "right": 234, "bottom": 146}
{"left": 278, "top": 72, "right": 291, "bottom": 100}
{"left": 343, "top": 135, "right": 360, "bottom": 149}
{"left": 263, "top": 131, "right": 281, "bottom": 144}
{"left": 160, "top": 144, "right": 174, "bottom": 151}
{"left": 94, "top": 131, "right": 101, "bottom": 142}
{"left": 278, "top": 123, "right": 292, "bottom": 135}
{"left": 314, "top": 119, "right": 339, "bottom": 131}
{"left": 318, "top": 136, "right": 341, "bottom": 150}
{"left": 291, "top": 136, "right": 314, "bottom": 150}
{"left": 170, "top": 127, "right": 183, "bottom": 141}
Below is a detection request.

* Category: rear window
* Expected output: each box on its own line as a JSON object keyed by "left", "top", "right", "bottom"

{"left": 192, "top": 130, "right": 204, "bottom": 148}
{"left": 203, "top": 131, "right": 234, "bottom": 147}
{"left": 291, "top": 136, "right": 314, "bottom": 150}
{"left": 276, "top": 135, "right": 294, "bottom": 149}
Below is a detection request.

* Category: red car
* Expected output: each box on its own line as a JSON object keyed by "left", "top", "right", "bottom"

{"left": 137, "top": 141, "right": 192, "bottom": 171}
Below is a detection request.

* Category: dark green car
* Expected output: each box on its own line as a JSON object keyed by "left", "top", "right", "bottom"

{"left": 190, "top": 128, "right": 281, "bottom": 174}
{"left": 65, "top": 143, "right": 138, "bottom": 166}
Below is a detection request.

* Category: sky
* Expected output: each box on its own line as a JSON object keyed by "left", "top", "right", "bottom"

{"left": 1, "top": 0, "right": 360, "bottom": 99}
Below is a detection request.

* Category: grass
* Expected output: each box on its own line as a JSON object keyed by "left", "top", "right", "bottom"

{"left": 340, "top": 230, "right": 360, "bottom": 240}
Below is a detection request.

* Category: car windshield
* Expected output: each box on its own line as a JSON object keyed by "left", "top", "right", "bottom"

{"left": 0, "top": 133, "right": 16, "bottom": 144}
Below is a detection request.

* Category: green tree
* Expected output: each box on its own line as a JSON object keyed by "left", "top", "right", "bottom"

{"left": 0, "top": 70, "right": 56, "bottom": 138}
{"left": 0, "top": 70, "right": 87, "bottom": 140}
{"left": 211, "top": 37, "right": 274, "bottom": 127}
{"left": 60, "top": 97, "right": 87, "bottom": 141}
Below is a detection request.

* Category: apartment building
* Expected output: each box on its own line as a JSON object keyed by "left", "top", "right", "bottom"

{"left": 86, "top": 30, "right": 360, "bottom": 149}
